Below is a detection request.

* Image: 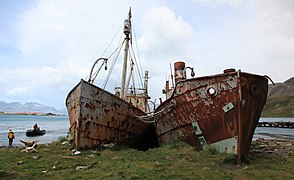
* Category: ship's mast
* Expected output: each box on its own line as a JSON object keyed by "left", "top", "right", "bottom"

{"left": 120, "top": 8, "right": 132, "bottom": 99}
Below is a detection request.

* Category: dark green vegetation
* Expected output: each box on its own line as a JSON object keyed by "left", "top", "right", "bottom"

{"left": 0, "top": 140, "right": 293, "bottom": 179}
{"left": 262, "top": 77, "right": 294, "bottom": 117}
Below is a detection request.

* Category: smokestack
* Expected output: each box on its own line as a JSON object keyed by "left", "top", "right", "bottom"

{"left": 174, "top": 61, "right": 186, "bottom": 84}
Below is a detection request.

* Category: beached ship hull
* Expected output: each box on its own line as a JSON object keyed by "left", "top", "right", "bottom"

{"left": 66, "top": 79, "right": 154, "bottom": 150}
{"left": 155, "top": 64, "right": 268, "bottom": 162}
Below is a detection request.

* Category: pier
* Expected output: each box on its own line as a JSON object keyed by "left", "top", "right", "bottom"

{"left": 257, "top": 121, "right": 294, "bottom": 128}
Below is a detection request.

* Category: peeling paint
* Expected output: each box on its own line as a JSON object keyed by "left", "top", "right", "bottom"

{"left": 223, "top": 102, "right": 235, "bottom": 113}
{"left": 207, "top": 136, "right": 238, "bottom": 154}
{"left": 192, "top": 121, "right": 202, "bottom": 135}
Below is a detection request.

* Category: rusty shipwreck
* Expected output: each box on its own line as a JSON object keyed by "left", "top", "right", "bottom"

{"left": 153, "top": 61, "right": 269, "bottom": 163}
{"left": 66, "top": 9, "right": 156, "bottom": 150}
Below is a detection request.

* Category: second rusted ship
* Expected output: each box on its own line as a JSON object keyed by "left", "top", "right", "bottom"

{"left": 154, "top": 61, "right": 269, "bottom": 163}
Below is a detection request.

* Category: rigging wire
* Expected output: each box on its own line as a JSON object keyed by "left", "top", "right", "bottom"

{"left": 125, "top": 56, "right": 133, "bottom": 95}
{"left": 130, "top": 45, "right": 144, "bottom": 88}
{"left": 132, "top": 66, "right": 136, "bottom": 96}
{"left": 87, "top": 12, "right": 146, "bottom": 93}
{"left": 85, "top": 22, "right": 123, "bottom": 82}
{"left": 100, "top": 23, "right": 123, "bottom": 57}
{"left": 128, "top": 47, "right": 143, "bottom": 97}
{"left": 130, "top": 23, "right": 144, "bottom": 88}
{"left": 132, "top": 23, "right": 144, "bottom": 79}
{"left": 88, "top": 40, "right": 125, "bottom": 85}
{"left": 102, "top": 39, "right": 125, "bottom": 89}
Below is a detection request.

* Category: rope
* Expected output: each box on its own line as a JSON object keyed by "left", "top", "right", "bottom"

{"left": 134, "top": 104, "right": 174, "bottom": 123}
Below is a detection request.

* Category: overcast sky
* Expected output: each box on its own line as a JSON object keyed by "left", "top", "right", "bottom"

{"left": 1, "top": 0, "right": 293, "bottom": 110}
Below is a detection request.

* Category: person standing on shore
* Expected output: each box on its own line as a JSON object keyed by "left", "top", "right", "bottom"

{"left": 8, "top": 129, "right": 15, "bottom": 146}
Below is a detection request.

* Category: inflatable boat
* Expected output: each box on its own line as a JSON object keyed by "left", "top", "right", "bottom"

{"left": 26, "top": 129, "right": 46, "bottom": 136}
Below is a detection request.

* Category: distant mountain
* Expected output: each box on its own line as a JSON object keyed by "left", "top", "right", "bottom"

{"left": 262, "top": 77, "right": 294, "bottom": 117}
{"left": 0, "top": 101, "right": 66, "bottom": 115}
{"left": 268, "top": 77, "right": 294, "bottom": 98}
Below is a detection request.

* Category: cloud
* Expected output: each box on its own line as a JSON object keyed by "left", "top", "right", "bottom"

{"left": 192, "top": 0, "right": 242, "bottom": 8}
{"left": 250, "top": 0, "right": 294, "bottom": 37}
{"left": 5, "top": 87, "right": 28, "bottom": 96}
{"left": 139, "top": 6, "right": 196, "bottom": 62}
{"left": 1, "top": 0, "right": 294, "bottom": 109}
{"left": 1, "top": 0, "right": 166, "bottom": 107}
{"left": 136, "top": 7, "right": 198, "bottom": 100}
{"left": 16, "top": 0, "right": 133, "bottom": 64}
{"left": 183, "top": 0, "right": 294, "bottom": 83}
{"left": 245, "top": 0, "right": 294, "bottom": 80}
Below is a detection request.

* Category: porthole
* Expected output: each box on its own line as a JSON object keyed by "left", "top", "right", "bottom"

{"left": 206, "top": 87, "right": 217, "bottom": 97}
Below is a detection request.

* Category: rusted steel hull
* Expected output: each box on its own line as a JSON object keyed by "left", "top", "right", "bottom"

{"left": 154, "top": 70, "right": 268, "bottom": 162}
{"left": 66, "top": 79, "right": 154, "bottom": 150}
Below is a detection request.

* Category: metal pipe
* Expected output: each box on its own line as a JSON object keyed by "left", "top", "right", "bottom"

{"left": 237, "top": 70, "right": 242, "bottom": 165}
{"left": 184, "top": 66, "right": 195, "bottom": 77}
{"left": 88, "top": 57, "right": 108, "bottom": 83}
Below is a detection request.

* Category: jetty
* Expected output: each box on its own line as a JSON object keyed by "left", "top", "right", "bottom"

{"left": 257, "top": 121, "right": 294, "bottom": 128}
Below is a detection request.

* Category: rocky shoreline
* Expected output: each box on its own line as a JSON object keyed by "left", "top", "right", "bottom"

{"left": 250, "top": 138, "right": 294, "bottom": 155}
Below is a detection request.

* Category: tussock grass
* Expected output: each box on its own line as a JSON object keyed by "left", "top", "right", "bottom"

{"left": 0, "top": 141, "right": 293, "bottom": 179}
{"left": 57, "top": 136, "right": 68, "bottom": 142}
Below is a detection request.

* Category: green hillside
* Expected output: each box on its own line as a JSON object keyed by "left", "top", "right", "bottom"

{"left": 261, "top": 95, "right": 294, "bottom": 117}
{"left": 261, "top": 77, "right": 294, "bottom": 117}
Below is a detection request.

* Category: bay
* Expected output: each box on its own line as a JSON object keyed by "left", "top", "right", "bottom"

{"left": 0, "top": 115, "right": 293, "bottom": 147}
{"left": 0, "top": 115, "right": 69, "bottom": 147}
{"left": 254, "top": 117, "right": 294, "bottom": 140}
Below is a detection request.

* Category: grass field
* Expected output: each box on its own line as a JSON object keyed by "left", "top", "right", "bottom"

{"left": 0, "top": 139, "right": 293, "bottom": 179}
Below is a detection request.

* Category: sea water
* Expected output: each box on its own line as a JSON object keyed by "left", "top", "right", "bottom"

{"left": 254, "top": 117, "right": 294, "bottom": 140}
{"left": 0, "top": 115, "right": 69, "bottom": 146}
{"left": 0, "top": 115, "right": 293, "bottom": 147}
